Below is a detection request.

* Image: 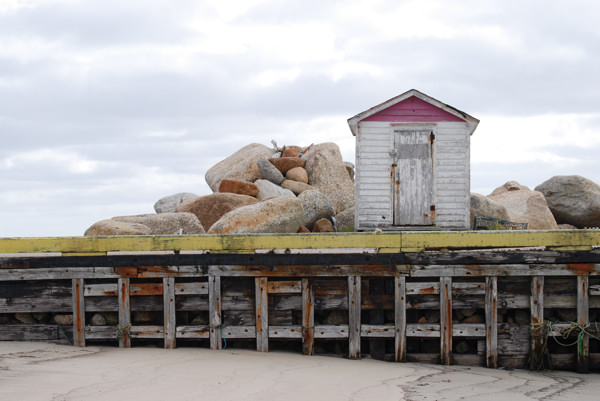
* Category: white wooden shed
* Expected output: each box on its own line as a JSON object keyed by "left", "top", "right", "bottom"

{"left": 348, "top": 89, "right": 479, "bottom": 231}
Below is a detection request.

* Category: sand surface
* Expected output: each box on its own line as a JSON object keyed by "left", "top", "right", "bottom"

{"left": 1, "top": 342, "right": 599, "bottom": 401}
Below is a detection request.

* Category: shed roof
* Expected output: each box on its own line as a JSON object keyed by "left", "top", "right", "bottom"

{"left": 347, "top": 89, "right": 479, "bottom": 136}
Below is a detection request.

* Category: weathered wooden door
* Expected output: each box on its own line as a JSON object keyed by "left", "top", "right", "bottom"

{"left": 393, "top": 130, "right": 434, "bottom": 226}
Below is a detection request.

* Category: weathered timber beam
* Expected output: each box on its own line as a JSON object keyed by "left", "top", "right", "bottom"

{"left": 410, "top": 264, "right": 600, "bottom": 277}
{"left": 404, "top": 249, "right": 600, "bottom": 265}
{"left": 0, "top": 253, "right": 407, "bottom": 269}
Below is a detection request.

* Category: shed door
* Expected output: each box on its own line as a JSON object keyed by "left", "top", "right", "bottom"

{"left": 393, "top": 130, "right": 434, "bottom": 226}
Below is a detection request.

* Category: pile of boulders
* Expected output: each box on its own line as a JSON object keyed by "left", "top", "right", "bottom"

{"left": 85, "top": 142, "right": 356, "bottom": 235}
{"left": 470, "top": 175, "right": 600, "bottom": 230}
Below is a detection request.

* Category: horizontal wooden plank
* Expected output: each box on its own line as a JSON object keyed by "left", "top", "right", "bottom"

{"left": 130, "top": 325, "right": 164, "bottom": 338}
{"left": 407, "top": 324, "right": 440, "bottom": 337}
{"left": 84, "top": 283, "right": 163, "bottom": 297}
{"left": 267, "top": 280, "right": 301, "bottom": 294}
{"left": 176, "top": 325, "right": 210, "bottom": 338}
{"left": 361, "top": 324, "right": 395, "bottom": 338}
{"left": 314, "top": 325, "right": 349, "bottom": 338}
{"left": 222, "top": 326, "right": 256, "bottom": 339}
{"left": 0, "top": 324, "right": 72, "bottom": 341}
{"left": 175, "top": 282, "right": 208, "bottom": 295}
{"left": 269, "top": 326, "right": 303, "bottom": 338}
{"left": 85, "top": 326, "right": 116, "bottom": 339}
{"left": 406, "top": 282, "right": 440, "bottom": 295}
{"left": 453, "top": 324, "right": 486, "bottom": 337}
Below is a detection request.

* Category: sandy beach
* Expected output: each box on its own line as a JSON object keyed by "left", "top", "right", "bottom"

{"left": 0, "top": 342, "right": 598, "bottom": 400}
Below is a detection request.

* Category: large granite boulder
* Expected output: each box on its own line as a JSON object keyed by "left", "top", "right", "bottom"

{"left": 281, "top": 180, "right": 313, "bottom": 195}
{"left": 269, "top": 157, "right": 306, "bottom": 174}
{"left": 218, "top": 179, "right": 259, "bottom": 196}
{"left": 488, "top": 181, "right": 558, "bottom": 230}
{"left": 175, "top": 193, "right": 258, "bottom": 231}
{"left": 257, "top": 159, "right": 284, "bottom": 185}
{"left": 312, "top": 218, "right": 334, "bottom": 232}
{"left": 535, "top": 175, "right": 600, "bottom": 228}
{"left": 112, "top": 213, "right": 205, "bottom": 234}
{"left": 298, "top": 189, "right": 335, "bottom": 229}
{"left": 208, "top": 196, "right": 304, "bottom": 234}
{"left": 282, "top": 147, "right": 301, "bottom": 157}
{"left": 334, "top": 206, "right": 355, "bottom": 232}
{"left": 286, "top": 167, "right": 309, "bottom": 184}
{"left": 303, "top": 143, "right": 354, "bottom": 214}
{"left": 154, "top": 192, "right": 198, "bottom": 213}
{"left": 254, "top": 179, "right": 295, "bottom": 200}
{"left": 470, "top": 193, "right": 511, "bottom": 229}
{"left": 85, "top": 220, "right": 152, "bottom": 236}
{"left": 205, "top": 143, "right": 275, "bottom": 192}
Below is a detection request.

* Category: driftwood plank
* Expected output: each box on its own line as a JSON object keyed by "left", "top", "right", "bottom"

{"left": 577, "top": 275, "right": 589, "bottom": 373}
{"left": 440, "top": 276, "right": 452, "bottom": 366}
{"left": 163, "top": 277, "right": 176, "bottom": 349}
{"left": 485, "top": 276, "right": 498, "bottom": 368}
{"left": 395, "top": 276, "right": 407, "bottom": 362}
{"left": 209, "top": 276, "right": 222, "bottom": 350}
{"left": 72, "top": 278, "right": 85, "bottom": 347}
{"left": 255, "top": 277, "right": 268, "bottom": 352}
{"left": 348, "top": 276, "right": 361, "bottom": 359}
{"left": 118, "top": 278, "right": 131, "bottom": 348}
{"left": 302, "top": 278, "right": 314, "bottom": 355}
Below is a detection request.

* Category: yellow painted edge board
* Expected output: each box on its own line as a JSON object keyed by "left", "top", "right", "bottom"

{"left": 0, "top": 232, "right": 402, "bottom": 254}
{"left": 0, "top": 230, "right": 598, "bottom": 254}
{"left": 401, "top": 230, "right": 600, "bottom": 250}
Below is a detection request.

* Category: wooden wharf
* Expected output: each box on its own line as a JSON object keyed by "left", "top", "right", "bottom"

{"left": 1, "top": 230, "right": 599, "bottom": 372}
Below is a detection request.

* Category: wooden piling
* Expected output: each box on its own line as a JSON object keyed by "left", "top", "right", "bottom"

{"left": 163, "top": 277, "right": 176, "bottom": 349}
{"left": 530, "top": 276, "right": 544, "bottom": 369}
{"left": 118, "top": 278, "right": 131, "bottom": 348}
{"left": 72, "top": 278, "right": 85, "bottom": 347}
{"left": 485, "top": 276, "right": 498, "bottom": 368}
{"left": 440, "top": 276, "right": 452, "bottom": 365}
{"left": 394, "top": 276, "right": 407, "bottom": 362}
{"left": 256, "top": 277, "right": 268, "bottom": 352}
{"left": 577, "top": 275, "right": 590, "bottom": 373}
{"left": 348, "top": 276, "right": 361, "bottom": 359}
{"left": 302, "top": 278, "right": 314, "bottom": 355}
{"left": 209, "top": 276, "right": 222, "bottom": 350}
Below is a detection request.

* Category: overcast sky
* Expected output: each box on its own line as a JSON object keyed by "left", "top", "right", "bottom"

{"left": 1, "top": 0, "right": 599, "bottom": 237}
